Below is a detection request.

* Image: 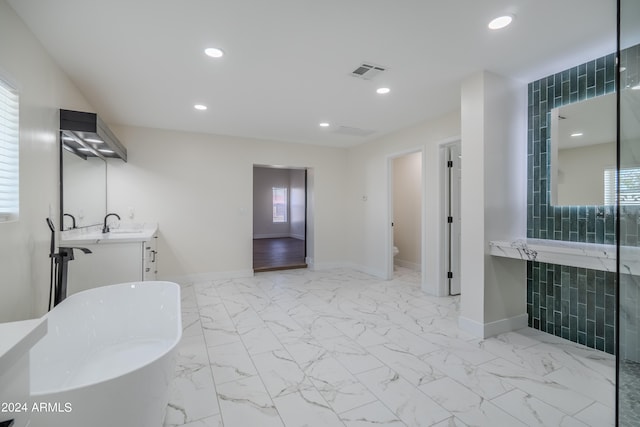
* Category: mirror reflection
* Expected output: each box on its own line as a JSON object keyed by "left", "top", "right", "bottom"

{"left": 61, "top": 144, "right": 106, "bottom": 230}
{"left": 620, "top": 88, "right": 640, "bottom": 206}
{"left": 550, "top": 93, "right": 617, "bottom": 206}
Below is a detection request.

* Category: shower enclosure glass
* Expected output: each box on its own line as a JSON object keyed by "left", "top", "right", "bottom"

{"left": 617, "top": 0, "right": 640, "bottom": 424}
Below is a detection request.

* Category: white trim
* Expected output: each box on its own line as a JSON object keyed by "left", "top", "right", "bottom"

{"left": 339, "top": 262, "right": 386, "bottom": 279}
{"left": 253, "top": 233, "right": 305, "bottom": 240}
{"left": 254, "top": 233, "right": 293, "bottom": 239}
{"left": 438, "top": 139, "right": 462, "bottom": 297}
{"left": 458, "top": 313, "right": 528, "bottom": 338}
{"left": 394, "top": 259, "right": 421, "bottom": 271}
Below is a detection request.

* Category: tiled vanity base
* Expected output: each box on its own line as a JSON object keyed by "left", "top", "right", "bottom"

{"left": 490, "top": 239, "right": 618, "bottom": 354}
{"left": 489, "top": 238, "right": 640, "bottom": 275}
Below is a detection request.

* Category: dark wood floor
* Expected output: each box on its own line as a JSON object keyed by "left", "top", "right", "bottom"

{"left": 253, "top": 237, "right": 307, "bottom": 272}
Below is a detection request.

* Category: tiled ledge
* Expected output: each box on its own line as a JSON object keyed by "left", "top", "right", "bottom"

{"left": 489, "top": 238, "right": 640, "bottom": 275}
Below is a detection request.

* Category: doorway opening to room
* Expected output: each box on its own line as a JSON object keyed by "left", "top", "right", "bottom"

{"left": 389, "top": 151, "right": 424, "bottom": 285}
{"left": 252, "top": 165, "right": 308, "bottom": 272}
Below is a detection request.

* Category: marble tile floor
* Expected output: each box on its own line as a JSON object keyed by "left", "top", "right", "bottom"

{"left": 163, "top": 267, "right": 615, "bottom": 427}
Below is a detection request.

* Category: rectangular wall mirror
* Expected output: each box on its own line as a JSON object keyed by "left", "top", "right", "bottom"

{"left": 550, "top": 92, "right": 617, "bottom": 206}
{"left": 60, "top": 141, "right": 107, "bottom": 230}
{"left": 619, "top": 87, "right": 640, "bottom": 205}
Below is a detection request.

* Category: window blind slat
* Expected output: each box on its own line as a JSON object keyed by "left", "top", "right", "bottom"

{"left": 0, "top": 79, "right": 18, "bottom": 222}
{"left": 604, "top": 168, "right": 640, "bottom": 206}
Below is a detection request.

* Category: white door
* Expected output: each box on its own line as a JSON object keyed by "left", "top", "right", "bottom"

{"left": 446, "top": 143, "right": 461, "bottom": 295}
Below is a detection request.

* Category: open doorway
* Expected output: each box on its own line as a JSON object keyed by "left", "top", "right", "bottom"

{"left": 390, "top": 151, "right": 423, "bottom": 285}
{"left": 253, "top": 165, "right": 307, "bottom": 272}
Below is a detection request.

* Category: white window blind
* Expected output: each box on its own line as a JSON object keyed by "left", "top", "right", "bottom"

{"left": 604, "top": 167, "right": 640, "bottom": 206}
{"left": 0, "top": 79, "right": 19, "bottom": 222}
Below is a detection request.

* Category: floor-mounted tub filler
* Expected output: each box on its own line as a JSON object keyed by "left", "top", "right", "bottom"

{"left": 28, "top": 281, "right": 182, "bottom": 427}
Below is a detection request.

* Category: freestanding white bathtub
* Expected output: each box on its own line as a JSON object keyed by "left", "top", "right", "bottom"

{"left": 28, "top": 281, "right": 182, "bottom": 427}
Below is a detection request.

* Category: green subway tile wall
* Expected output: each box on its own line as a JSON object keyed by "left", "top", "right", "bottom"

{"left": 527, "top": 51, "right": 618, "bottom": 354}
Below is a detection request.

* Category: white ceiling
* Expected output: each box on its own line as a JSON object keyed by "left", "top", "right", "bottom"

{"left": 7, "top": 0, "right": 617, "bottom": 147}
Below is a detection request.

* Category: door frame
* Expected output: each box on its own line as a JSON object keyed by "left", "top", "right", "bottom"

{"left": 439, "top": 139, "right": 462, "bottom": 296}
{"left": 386, "top": 148, "right": 426, "bottom": 284}
{"left": 251, "top": 164, "right": 313, "bottom": 270}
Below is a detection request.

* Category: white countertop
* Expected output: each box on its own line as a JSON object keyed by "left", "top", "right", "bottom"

{"left": 0, "top": 318, "right": 47, "bottom": 373}
{"left": 60, "top": 222, "right": 158, "bottom": 245}
{"left": 489, "top": 238, "right": 640, "bottom": 274}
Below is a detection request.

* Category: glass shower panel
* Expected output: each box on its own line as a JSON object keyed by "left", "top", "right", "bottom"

{"left": 618, "top": 0, "right": 640, "bottom": 424}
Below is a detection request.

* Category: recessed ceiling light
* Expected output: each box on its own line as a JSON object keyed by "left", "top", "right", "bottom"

{"left": 319, "top": 122, "right": 330, "bottom": 128}
{"left": 488, "top": 15, "right": 513, "bottom": 30}
{"left": 376, "top": 87, "right": 390, "bottom": 94}
{"left": 204, "top": 47, "right": 224, "bottom": 58}
{"left": 571, "top": 132, "right": 583, "bottom": 137}
{"left": 194, "top": 104, "right": 208, "bottom": 110}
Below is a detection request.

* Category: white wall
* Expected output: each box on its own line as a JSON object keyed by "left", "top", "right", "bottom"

{"left": 106, "top": 125, "right": 347, "bottom": 282}
{"left": 0, "top": 0, "right": 93, "bottom": 321}
{"left": 393, "top": 152, "right": 422, "bottom": 270}
{"left": 459, "top": 71, "right": 527, "bottom": 337}
{"left": 346, "top": 111, "right": 460, "bottom": 292}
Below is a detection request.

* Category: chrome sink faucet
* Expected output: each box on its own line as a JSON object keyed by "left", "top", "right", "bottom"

{"left": 102, "top": 213, "right": 121, "bottom": 233}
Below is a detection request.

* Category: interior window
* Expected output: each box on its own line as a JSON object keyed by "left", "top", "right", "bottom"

{"left": 0, "top": 78, "right": 19, "bottom": 222}
{"left": 272, "top": 187, "right": 287, "bottom": 223}
{"left": 605, "top": 167, "right": 640, "bottom": 205}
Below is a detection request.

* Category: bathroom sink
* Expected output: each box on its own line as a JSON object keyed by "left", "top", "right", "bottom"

{"left": 60, "top": 223, "right": 158, "bottom": 245}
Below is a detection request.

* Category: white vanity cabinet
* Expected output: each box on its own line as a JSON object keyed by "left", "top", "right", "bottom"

{"left": 61, "top": 224, "right": 158, "bottom": 295}
{"left": 143, "top": 235, "right": 158, "bottom": 280}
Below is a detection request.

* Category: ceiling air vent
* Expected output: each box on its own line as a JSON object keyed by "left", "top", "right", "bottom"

{"left": 350, "top": 62, "right": 386, "bottom": 80}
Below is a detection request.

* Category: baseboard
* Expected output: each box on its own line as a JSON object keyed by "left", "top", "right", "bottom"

{"left": 163, "top": 269, "right": 254, "bottom": 286}
{"left": 458, "top": 313, "right": 528, "bottom": 339}
{"left": 394, "top": 259, "right": 421, "bottom": 271}
{"left": 341, "top": 262, "right": 387, "bottom": 279}
{"left": 253, "top": 233, "right": 306, "bottom": 240}
{"left": 253, "top": 233, "right": 291, "bottom": 239}
{"left": 311, "top": 261, "right": 348, "bottom": 271}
